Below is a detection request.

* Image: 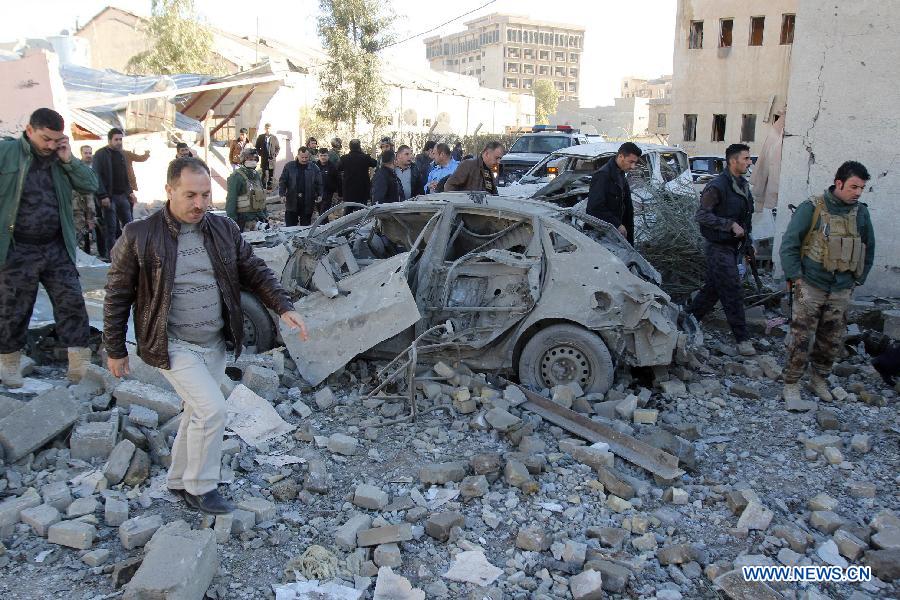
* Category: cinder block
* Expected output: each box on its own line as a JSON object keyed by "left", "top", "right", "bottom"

{"left": 70, "top": 419, "right": 119, "bottom": 461}
{"left": 0, "top": 389, "right": 80, "bottom": 461}
{"left": 48, "top": 520, "right": 96, "bottom": 549}
{"left": 113, "top": 380, "right": 182, "bottom": 421}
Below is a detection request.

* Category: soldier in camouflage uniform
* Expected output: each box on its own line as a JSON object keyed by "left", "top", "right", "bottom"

{"left": 73, "top": 145, "right": 97, "bottom": 254}
{"left": 779, "top": 161, "right": 876, "bottom": 403}
{"left": 0, "top": 108, "right": 99, "bottom": 388}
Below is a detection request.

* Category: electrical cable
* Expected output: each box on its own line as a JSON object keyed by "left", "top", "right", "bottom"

{"left": 379, "top": 0, "right": 498, "bottom": 49}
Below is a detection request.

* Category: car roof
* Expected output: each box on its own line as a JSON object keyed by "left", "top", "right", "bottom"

{"left": 690, "top": 155, "right": 724, "bottom": 160}
{"left": 382, "top": 194, "right": 566, "bottom": 219}
{"left": 548, "top": 141, "right": 684, "bottom": 159}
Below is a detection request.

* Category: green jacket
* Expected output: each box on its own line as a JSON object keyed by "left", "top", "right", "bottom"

{"left": 0, "top": 134, "right": 99, "bottom": 267}
{"left": 780, "top": 187, "right": 875, "bottom": 291}
{"left": 225, "top": 166, "right": 267, "bottom": 220}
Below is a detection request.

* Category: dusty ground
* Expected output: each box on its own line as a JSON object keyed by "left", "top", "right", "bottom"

{"left": 0, "top": 314, "right": 898, "bottom": 600}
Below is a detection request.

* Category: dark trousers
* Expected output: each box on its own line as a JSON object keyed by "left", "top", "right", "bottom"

{"left": 236, "top": 214, "right": 265, "bottom": 232}
{"left": 688, "top": 241, "right": 748, "bottom": 342}
{"left": 79, "top": 231, "right": 92, "bottom": 254}
{"left": 261, "top": 158, "right": 275, "bottom": 190}
{"left": 284, "top": 211, "right": 312, "bottom": 227}
{"left": 0, "top": 238, "right": 90, "bottom": 353}
{"left": 103, "top": 193, "right": 132, "bottom": 257}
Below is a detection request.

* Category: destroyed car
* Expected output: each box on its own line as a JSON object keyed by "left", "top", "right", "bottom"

{"left": 499, "top": 141, "right": 694, "bottom": 205}
{"left": 240, "top": 194, "right": 697, "bottom": 394}
{"left": 497, "top": 126, "right": 589, "bottom": 186}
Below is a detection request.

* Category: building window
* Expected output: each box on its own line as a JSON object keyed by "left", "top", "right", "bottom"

{"left": 683, "top": 114, "right": 697, "bottom": 141}
{"left": 522, "top": 79, "right": 533, "bottom": 90}
{"left": 749, "top": 16, "right": 765, "bottom": 46}
{"left": 741, "top": 114, "right": 757, "bottom": 142}
{"left": 524, "top": 48, "right": 534, "bottom": 60}
{"left": 554, "top": 66, "right": 566, "bottom": 77}
{"left": 505, "top": 78, "right": 519, "bottom": 89}
{"left": 554, "top": 51, "right": 566, "bottom": 62}
{"left": 539, "top": 50, "right": 549, "bottom": 61}
{"left": 711, "top": 114, "right": 727, "bottom": 141}
{"left": 423, "top": 118, "right": 431, "bottom": 127}
{"left": 538, "top": 65, "right": 550, "bottom": 76}
{"left": 689, "top": 21, "right": 704, "bottom": 49}
{"left": 523, "top": 63, "right": 534, "bottom": 74}
{"left": 507, "top": 63, "right": 520, "bottom": 73}
{"left": 568, "top": 82, "right": 577, "bottom": 92}
{"left": 781, "top": 14, "right": 795, "bottom": 44}
{"left": 658, "top": 113, "right": 667, "bottom": 128}
{"left": 555, "top": 81, "right": 565, "bottom": 91}
{"left": 569, "top": 67, "right": 578, "bottom": 78}
{"left": 719, "top": 19, "right": 733, "bottom": 48}
{"left": 569, "top": 53, "right": 578, "bottom": 63}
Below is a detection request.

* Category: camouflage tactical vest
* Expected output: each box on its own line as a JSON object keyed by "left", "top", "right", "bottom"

{"left": 236, "top": 170, "right": 267, "bottom": 213}
{"left": 800, "top": 195, "right": 865, "bottom": 277}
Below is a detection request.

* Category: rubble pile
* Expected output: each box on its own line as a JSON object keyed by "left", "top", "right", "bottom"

{"left": 0, "top": 318, "right": 898, "bottom": 600}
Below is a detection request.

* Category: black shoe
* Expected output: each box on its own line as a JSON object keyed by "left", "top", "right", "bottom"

{"left": 873, "top": 357, "right": 897, "bottom": 387}
{"left": 185, "top": 489, "right": 234, "bottom": 514}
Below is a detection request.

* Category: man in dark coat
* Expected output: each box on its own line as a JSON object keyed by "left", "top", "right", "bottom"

{"left": 445, "top": 141, "right": 505, "bottom": 194}
{"left": 316, "top": 148, "right": 340, "bottom": 215}
{"left": 415, "top": 141, "right": 436, "bottom": 179}
{"left": 278, "top": 147, "right": 322, "bottom": 226}
{"left": 371, "top": 150, "right": 403, "bottom": 204}
{"left": 586, "top": 142, "right": 641, "bottom": 245}
{"left": 255, "top": 123, "right": 280, "bottom": 191}
{"left": 394, "top": 145, "right": 424, "bottom": 201}
{"left": 337, "top": 139, "right": 377, "bottom": 213}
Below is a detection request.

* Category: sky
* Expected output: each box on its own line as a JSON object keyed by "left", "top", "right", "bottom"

{"left": 1, "top": 0, "right": 676, "bottom": 107}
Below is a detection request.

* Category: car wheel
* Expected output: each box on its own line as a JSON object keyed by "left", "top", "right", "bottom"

{"left": 518, "top": 324, "right": 614, "bottom": 394}
{"left": 240, "top": 291, "right": 276, "bottom": 352}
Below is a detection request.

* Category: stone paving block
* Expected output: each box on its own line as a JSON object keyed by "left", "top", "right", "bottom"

{"left": 236, "top": 497, "right": 276, "bottom": 522}
{"left": 48, "top": 520, "right": 95, "bottom": 549}
{"left": 357, "top": 523, "right": 413, "bottom": 547}
{"left": 20, "top": 504, "right": 60, "bottom": 536}
{"left": 70, "top": 419, "right": 119, "bottom": 461}
{"left": 291, "top": 400, "right": 312, "bottom": 419}
{"left": 103, "top": 439, "right": 136, "bottom": 485}
{"left": 67, "top": 496, "right": 99, "bottom": 518}
{"left": 214, "top": 513, "right": 233, "bottom": 543}
{"left": 0, "top": 489, "right": 41, "bottom": 528}
{"left": 242, "top": 365, "right": 280, "bottom": 400}
{"left": 113, "top": 380, "right": 182, "bottom": 421}
{"left": 123, "top": 449, "right": 150, "bottom": 487}
{"left": 119, "top": 514, "right": 163, "bottom": 550}
{"left": 127, "top": 405, "right": 158, "bottom": 429}
{"left": 82, "top": 548, "right": 111, "bottom": 567}
{"left": 314, "top": 387, "right": 335, "bottom": 410}
{"left": 569, "top": 568, "right": 604, "bottom": 600}
{"left": 83, "top": 364, "right": 120, "bottom": 393}
{"left": 419, "top": 462, "right": 467, "bottom": 485}
{"left": 0, "top": 388, "right": 80, "bottom": 462}
{"left": 335, "top": 513, "right": 372, "bottom": 550}
{"left": 374, "top": 543, "right": 403, "bottom": 568}
{"left": 353, "top": 484, "right": 389, "bottom": 510}
{"left": 40, "top": 481, "right": 73, "bottom": 512}
{"left": 425, "top": 511, "right": 464, "bottom": 542}
{"left": 0, "top": 395, "right": 25, "bottom": 419}
{"left": 231, "top": 509, "right": 256, "bottom": 533}
{"left": 326, "top": 433, "right": 358, "bottom": 456}
{"left": 105, "top": 498, "right": 129, "bottom": 527}
{"left": 124, "top": 526, "right": 217, "bottom": 600}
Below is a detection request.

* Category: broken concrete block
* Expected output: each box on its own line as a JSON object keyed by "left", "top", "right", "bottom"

{"left": 353, "top": 484, "right": 389, "bottom": 510}
{"left": 40, "top": 481, "right": 73, "bottom": 512}
{"left": 658, "top": 380, "right": 687, "bottom": 396}
{"left": 594, "top": 466, "right": 636, "bottom": 499}
{"left": 772, "top": 525, "right": 810, "bottom": 554}
{"left": 105, "top": 498, "right": 129, "bottom": 527}
{"left": 803, "top": 434, "right": 842, "bottom": 453}
{"left": 231, "top": 509, "right": 256, "bottom": 533}
{"left": 658, "top": 543, "right": 697, "bottom": 565}
{"left": 714, "top": 569, "right": 781, "bottom": 599}
{"left": 850, "top": 434, "right": 872, "bottom": 453}
{"left": 124, "top": 526, "right": 217, "bottom": 600}
{"left": 83, "top": 364, "right": 119, "bottom": 394}
{"left": 291, "top": 400, "right": 312, "bottom": 419}
{"left": 103, "top": 439, "right": 136, "bottom": 485}
{"left": 357, "top": 523, "right": 413, "bottom": 547}
{"left": 849, "top": 480, "right": 877, "bottom": 499}
{"left": 213, "top": 513, "right": 232, "bottom": 543}
{"left": 504, "top": 385, "right": 527, "bottom": 406}
{"left": 82, "top": 548, "right": 111, "bottom": 567}
{"left": 504, "top": 459, "right": 533, "bottom": 489}
{"left": 632, "top": 408, "right": 659, "bottom": 425}
{"left": 433, "top": 362, "right": 456, "bottom": 378}
{"left": 551, "top": 385, "right": 575, "bottom": 409}
{"left": 0, "top": 489, "right": 41, "bottom": 529}
{"left": 144, "top": 429, "right": 172, "bottom": 468}
{"left": 569, "top": 569, "right": 604, "bottom": 600}
{"left": 314, "top": 387, "right": 335, "bottom": 410}
{"left": 817, "top": 539, "right": 849, "bottom": 568}
{"left": 584, "top": 559, "right": 630, "bottom": 593}
{"left": 834, "top": 529, "right": 868, "bottom": 560}
{"left": 872, "top": 528, "right": 900, "bottom": 551}
{"left": 737, "top": 501, "right": 773, "bottom": 531}
{"left": 425, "top": 511, "right": 464, "bottom": 542}
{"left": 419, "top": 462, "right": 466, "bottom": 485}
{"left": 236, "top": 497, "right": 277, "bottom": 522}
{"left": 810, "top": 510, "right": 845, "bottom": 535}
{"left": 67, "top": 496, "right": 99, "bottom": 518}
{"left": 20, "top": 504, "right": 60, "bottom": 536}
{"left": 664, "top": 486, "right": 688, "bottom": 505}
{"left": 628, "top": 531, "right": 655, "bottom": 551}
{"left": 48, "top": 520, "right": 96, "bottom": 549}
{"left": 113, "top": 380, "right": 182, "bottom": 421}
{"left": 484, "top": 407, "right": 521, "bottom": 432}
{"left": 335, "top": 513, "right": 372, "bottom": 550}
{"left": 460, "top": 475, "right": 489, "bottom": 499}
{"left": 0, "top": 388, "right": 80, "bottom": 462}
{"left": 127, "top": 404, "right": 158, "bottom": 429}
{"left": 374, "top": 543, "right": 402, "bottom": 568}
{"left": 373, "top": 566, "right": 425, "bottom": 600}
{"left": 515, "top": 525, "right": 551, "bottom": 551}
{"left": 614, "top": 395, "right": 638, "bottom": 420}
{"left": 0, "top": 395, "right": 25, "bottom": 419}
{"left": 572, "top": 445, "right": 614, "bottom": 470}
{"left": 70, "top": 419, "right": 119, "bottom": 461}
{"left": 241, "top": 365, "right": 279, "bottom": 400}
{"left": 808, "top": 492, "right": 839, "bottom": 512}
{"left": 327, "top": 433, "right": 358, "bottom": 456}
{"left": 862, "top": 548, "right": 900, "bottom": 582}
{"left": 823, "top": 446, "right": 844, "bottom": 464}
{"left": 123, "top": 449, "right": 150, "bottom": 487}
{"left": 606, "top": 495, "right": 633, "bottom": 513}
{"left": 119, "top": 514, "right": 163, "bottom": 549}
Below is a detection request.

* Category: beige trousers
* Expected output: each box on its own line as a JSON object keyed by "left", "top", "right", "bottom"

{"left": 158, "top": 338, "right": 226, "bottom": 495}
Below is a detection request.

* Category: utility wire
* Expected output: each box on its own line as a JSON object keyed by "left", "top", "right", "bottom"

{"left": 380, "top": 0, "right": 499, "bottom": 49}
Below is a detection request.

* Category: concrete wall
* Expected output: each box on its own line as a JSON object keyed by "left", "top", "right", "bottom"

{"left": 670, "top": 0, "right": 797, "bottom": 155}
{"left": 554, "top": 97, "right": 649, "bottom": 139}
{"left": 0, "top": 50, "right": 70, "bottom": 138}
{"left": 76, "top": 9, "right": 150, "bottom": 73}
{"left": 772, "top": 0, "right": 900, "bottom": 297}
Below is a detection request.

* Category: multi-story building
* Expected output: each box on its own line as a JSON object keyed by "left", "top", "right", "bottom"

{"left": 424, "top": 14, "right": 584, "bottom": 103}
{"left": 621, "top": 76, "right": 672, "bottom": 100}
{"left": 670, "top": 0, "right": 797, "bottom": 155}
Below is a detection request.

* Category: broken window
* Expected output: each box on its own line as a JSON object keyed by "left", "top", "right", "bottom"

{"left": 711, "top": 114, "right": 727, "bottom": 142}
{"left": 741, "top": 114, "right": 757, "bottom": 142}
{"left": 781, "top": 14, "right": 795, "bottom": 44}
{"left": 749, "top": 16, "right": 765, "bottom": 46}
{"left": 719, "top": 19, "right": 733, "bottom": 48}
{"left": 683, "top": 114, "right": 697, "bottom": 142}
{"left": 657, "top": 112, "right": 667, "bottom": 128}
{"left": 689, "top": 21, "right": 704, "bottom": 49}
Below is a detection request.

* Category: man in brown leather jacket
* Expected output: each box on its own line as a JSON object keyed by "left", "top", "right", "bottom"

{"left": 103, "top": 157, "right": 308, "bottom": 514}
{"left": 445, "top": 141, "right": 505, "bottom": 195}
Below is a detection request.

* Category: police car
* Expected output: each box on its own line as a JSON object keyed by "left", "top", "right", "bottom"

{"left": 496, "top": 125, "right": 592, "bottom": 187}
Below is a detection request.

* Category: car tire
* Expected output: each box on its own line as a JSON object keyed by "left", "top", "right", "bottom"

{"left": 240, "top": 291, "right": 276, "bottom": 352}
{"left": 518, "top": 324, "right": 614, "bottom": 395}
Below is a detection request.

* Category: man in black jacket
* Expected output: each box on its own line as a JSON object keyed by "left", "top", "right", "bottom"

{"left": 278, "top": 147, "right": 322, "bottom": 226}
{"left": 93, "top": 128, "right": 134, "bottom": 258}
{"left": 586, "top": 142, "right": 641, "bottom": 245}
{"left": 415, "top": 141, "right": 436, "bottom": 179}
{"left": 316, "top": 148, "right": 340, "bottom": 215}
{"left": 254, "top": 123, "right": 280, "bottom": 191}
{"left": 371, "top": 150, "right": 403, "bottom": 204}
{"left": 394, "top": 145, "right": 424, "bottom": 201}
{"left": 688, "top": 143, "right": 756, "bottom": 356}
{"left": 337, "top": 139, "right": 377, "bottom": 213}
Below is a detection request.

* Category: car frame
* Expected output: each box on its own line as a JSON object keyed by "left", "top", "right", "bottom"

{"left": 241, "top": 194, "right": 698, "bottom": 394}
